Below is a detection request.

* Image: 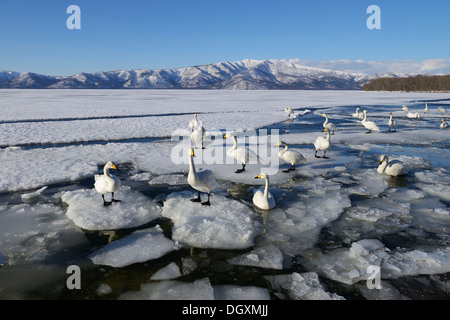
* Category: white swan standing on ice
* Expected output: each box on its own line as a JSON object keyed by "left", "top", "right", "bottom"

{"left": 407, "top": 112, "right": 420, "bottom": 120}
{"left": 321, "top": 113, "right": 336, "bottom": 135}
{"left": 314, "top": 128, "right": 331, "bottom": 159}
{"left": 188, "top": 114, "right": 199, "bottom": 132}
{"left": 377, "top": 155, "right": 406, "bottom": 176}
{"left": 94, "top": 161, "right": 121, "bottom": 206}
{"left": 352, "top": 107, "right": 364, "bottom": 120}
{"left": 188, "top": 148, "right": 217, "bottom": 206}
{"left": 253, "top": 173, "right": 276, "bottom": 210}
{"left": 191, "top": 124, "right": 206, "bottom": 149}
{"left": 440, "top": 119, "right": 448, "bottom": 129}
{"left": 189, "top": 114, "right": 205, "bottom": 149}
{"left": 402, "top": 105, "right": 409, "bottom": 113}
{"left": 284, "top": 107, "right": 297, "bottom": 119}
{"left": 361, "top": 110, "right": 380, "bottom": 133}
{"left": 224, "top": 133, "right": 260, "bottom": 173}
{"left": 424, "top": 103, "right": 429, "bottom": 114}
{"left": 275, "top": 141, "right": 308, "bottom": 172}
{"left": 438, "top": 106, "right": 447, "bottom": 115}
{"left": 388, "top": 112, "right": 398, "bottom": 132}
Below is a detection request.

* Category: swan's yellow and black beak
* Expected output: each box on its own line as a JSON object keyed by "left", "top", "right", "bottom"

{"left": 223, "top": 134, "right": 227, "bottom": 139}
{"left": 190, "top": 149, "right": 195, "bottom": 157}
{"left": 255, "top": 175, "right": 262, "bottom": 179}
{"left": 112, "top": 164, "right": 119, "bottom": 171}
{"left": 275, "top": 143, "right": 279, "bottom": 147}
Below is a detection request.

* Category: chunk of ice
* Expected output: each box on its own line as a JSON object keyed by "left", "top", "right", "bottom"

{"left": 265, "top": 272, "right": 345, "bottom": 300}
{"left": 161, "top": 191, "right": 263, "bottom": 249}
{"left": 150, "top": 262, "right": 182, "bottom": 280}
{"left": 213, "top": 285, "right": 271, "bottom": 300}
{"left": 89, "top": 227, "right": 179, "bottom": 268}
{"left": 227, "top": 244, "right": 284, "bottom": 270}
{"left": 119, "top": 278, "right": 214, "bottom": 300}
{"left": 62, "top": 187, "right": 161, "bottom": 231}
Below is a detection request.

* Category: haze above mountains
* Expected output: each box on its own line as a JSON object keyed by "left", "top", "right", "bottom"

{"left": 0, "top": 59, "right": 412, "bottom": 90}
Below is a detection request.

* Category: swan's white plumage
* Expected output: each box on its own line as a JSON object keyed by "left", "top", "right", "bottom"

{"left": 321, "top": 113, "right": 336, "bottom": 133}
{"left": 314, "top": 128, "right": 331, "bottom": 157}
{"left": 187, "top": 149, "right": 216, "bottom": 204}
{"left": 188, "top": 114, "right": 199, "bottom": 131}
{"left": 361, "top": 110, "right": 380, "bottom": 132}
{"left": 407, "top": 112, "right": 420, "bottom": 119}
{"left": 190, "top": 124, "right": 205, "bottom": 148}
{"left": 284, "top": 107, "right": 297, "bottom": 119}
{"left": 225, "top": 134, "right": 260, "bottom": 169}
{"left": 377, "top": 155, "right": 406, "bottom": 176}
{"left": 424, "top": 103, "right": 429, "bottom": 114}
{"left": 276, "top": 141, "right": 307, "bottom": 169}
{"left": 352, "top": 107, "right": 364, "bottom": 120}
{"left": 440, "top": 119, "right": 448, "bottom": 129}
{"left": 94, "top": 161, "right": 121, "bottom": 195}
{"left": 252, "top": 173, "right": 276, "bottom": 210}
{"left": 388, "top": 112, "right": 398, "bottom": 131}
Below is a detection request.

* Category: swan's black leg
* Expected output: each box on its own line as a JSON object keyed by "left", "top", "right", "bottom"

{"left": 201, "top": 193, "right": 211, "bottom": 206}
{"left": 102, "top": 194, "right": 112, "bottom": 206}
{"left": 191, "top": 190, "right": 201, "bottom": 202}
{"left": 283, "top": 164, "right": 295, "bottom": 173}
{"left": 235, "top": 163, "right": 246, "bottom": 173}
{"left": 111, "top": 192, "right": 122, "bottom": 203}
{"left": 322, "top": 151, "right": 329, "bottom": 159}
{"left": 315, "top": 150, "right": 320, "bottom": 158}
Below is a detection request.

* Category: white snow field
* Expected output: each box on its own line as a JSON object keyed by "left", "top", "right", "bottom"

{"left": 0, "top": 89, "right": 449, "bottom": 300}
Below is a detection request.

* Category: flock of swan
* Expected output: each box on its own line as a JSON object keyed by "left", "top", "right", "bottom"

{"left": 94, "top": 103, "right": 448, "bottom": 212}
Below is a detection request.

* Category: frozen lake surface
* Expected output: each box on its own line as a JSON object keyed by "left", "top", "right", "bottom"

{"left": 0, "top": 89, "right": 449, "bottom": 300}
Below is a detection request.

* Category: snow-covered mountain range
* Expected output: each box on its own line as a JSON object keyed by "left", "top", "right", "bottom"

{"left": 0, "top": 59, "right": 401, "bottom": 90}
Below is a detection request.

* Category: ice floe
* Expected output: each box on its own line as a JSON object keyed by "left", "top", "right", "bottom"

{"left": 119, "top": 277, "right": 215, "bottom": 300}
{"left": 150, "top": 262, "right": 182, "bottom": 280}
{"left": 161, "top": 191, "right": 263, "bottom": 249}
{"left": 227, "top": 244, "right": 284, "bottom": 270}
{"left": 62, "top": 187, "right": 162, "bottom": 231}
{"left": 213, "top": 285, "right": 271, "bottom": 300}
{"left": 89, "top": 227, "right": 179, "bottom": 267}
{"left": 265, "top": 272, "right": 345, "bottom": 300}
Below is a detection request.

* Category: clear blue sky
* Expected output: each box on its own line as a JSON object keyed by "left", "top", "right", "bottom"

{"left": 0, "top": 0, "right": 449, "bottom": 75}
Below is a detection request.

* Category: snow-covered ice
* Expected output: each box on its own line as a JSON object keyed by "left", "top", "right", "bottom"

{"left": 150, "top": 262, "right": 182, "bottom": 280}
{"left": 62, "top": 187, "right": 162, "bottom": 231}
{"left": 213, "top": 285, "right": 271, "bottom": 300}
{"left": 119, "top": 277, "right": 215, "bottom": 300}
{"left": 88, "top": 227, "right": 179, "bottom": 267}
{"left": 161, "top": 191, "right": 263, "bottom": 249}
{"left": 265, "top": 272, "right": 345, "bottom": 300}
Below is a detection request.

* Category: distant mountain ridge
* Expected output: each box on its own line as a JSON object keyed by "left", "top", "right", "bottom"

{"left": 0, "top": 59, "right": 406, "bottom": 90}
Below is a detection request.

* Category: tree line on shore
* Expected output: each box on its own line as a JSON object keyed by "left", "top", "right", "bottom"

{"left": 362, "top": 74, "right": 450, "bottom": 92}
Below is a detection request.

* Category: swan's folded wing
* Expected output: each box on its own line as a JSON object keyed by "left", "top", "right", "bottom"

{"left": 197, "top": 169, "right": 217, "bottom": 189}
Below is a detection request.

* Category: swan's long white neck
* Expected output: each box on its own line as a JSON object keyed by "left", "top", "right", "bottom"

{"left": 362, "top": 112, "right": 367, "bottom": 122}
{"left": 323, "top": 115, "right": 329, "bottom": 126}
{"left": 389, "top": 114, "right": 393, "bottom": 121}
{"left": 103, "top": 166, "right": 115, "bottom": 183}
{"left": 231, "top": 136, "right": 238, "bottom": 150}
{"left": 189, "top": 153, "right": 196, "bottom": 175}
{"left": 263, "top": 176, "right": 269, "bottom": 200}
